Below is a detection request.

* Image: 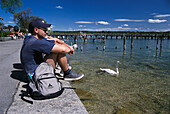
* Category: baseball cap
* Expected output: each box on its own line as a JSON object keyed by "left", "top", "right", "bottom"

{"left": 28, "top": 19, "right": 51, "bottom": 33}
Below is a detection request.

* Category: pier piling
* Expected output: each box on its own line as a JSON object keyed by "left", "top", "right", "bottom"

{"left": 156, "top": 37, "right": 159, "bottom": 50}
{"left": 131, "top": 36, "right": 133, "bottom": 49}
{"left": 160, "top": 37, "right": 163, "bottom": 49}
{"left": 123, "top": 37, "right": 126, "bottom": 50}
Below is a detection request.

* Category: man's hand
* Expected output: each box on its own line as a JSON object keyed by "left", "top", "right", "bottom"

{"left": 46, "top": 36, "right": 53, "bottom": 39}
{"left": 46, "top": 36, "right": 64, "bottom": 44}
{"left": 68, "top": 46, "right": 74, "bottom": 55}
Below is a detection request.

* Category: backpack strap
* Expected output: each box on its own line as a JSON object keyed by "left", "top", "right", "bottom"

{"left": 28, "top": 72, "right": 35, "bottom": 82}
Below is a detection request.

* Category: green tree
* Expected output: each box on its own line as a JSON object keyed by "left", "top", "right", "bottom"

{"left": 7, "top": 25, "right": 13, "bottom": 31}
{"left": 0, "top": 22, "right": 4, "bottom": 29}
{"left": 0, "top": 0, "right": 23, "bottom": 14}
{"left": 13, "top": 8, "right": 43, "bottom": 31}
{"left": 0, "top": 17, "right": 4, "bottom": 28}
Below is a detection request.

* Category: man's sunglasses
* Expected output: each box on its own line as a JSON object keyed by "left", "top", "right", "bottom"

{"left": 38, "top": 27, "right": 47, "bottom": 32}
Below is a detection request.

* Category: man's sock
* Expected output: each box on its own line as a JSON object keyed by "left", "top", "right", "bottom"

{"left": 64, "top": 69, "right": 71, "bottom": 76}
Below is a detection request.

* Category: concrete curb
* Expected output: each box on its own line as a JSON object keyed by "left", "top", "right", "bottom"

{"left": 6, "top": 80, "right": 88, "bottom": 114}
{"left": 0, "top": 37, "right": 12, "bottom": 41}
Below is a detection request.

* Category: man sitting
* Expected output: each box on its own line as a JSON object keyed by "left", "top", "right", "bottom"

{"left": 20, "top": 19, "right": 84, "bottom": 81}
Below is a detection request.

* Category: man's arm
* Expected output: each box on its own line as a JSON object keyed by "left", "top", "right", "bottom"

{"left": 46, "top": 36, "right": 64, "bottom": 43}
{"left": 51, "top": 44, "right": 71, "bottom": 54}
{"left": 47, "top": 36, "right": 74, "bottom": 55}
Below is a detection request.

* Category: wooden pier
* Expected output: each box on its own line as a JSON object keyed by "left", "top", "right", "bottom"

{"left": 50, "top": 31, "right": 169, "bottom": 52}
{"left": 50, "top": 31, "right": 170, "bottom": 40}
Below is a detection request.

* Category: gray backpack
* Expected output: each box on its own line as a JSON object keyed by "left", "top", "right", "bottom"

{"left": 28, "top": 62, "right": 64, "bottom": 100}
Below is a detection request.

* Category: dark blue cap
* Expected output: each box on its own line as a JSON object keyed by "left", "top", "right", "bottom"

{"left": 29, "top": 19, "right": 51, "bottom": 33}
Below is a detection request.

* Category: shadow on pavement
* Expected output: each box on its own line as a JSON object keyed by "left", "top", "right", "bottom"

{"left": 10, "top": 63, "right": 32, "bottom": 103}
{"left": 20, "top": 85, "right": 34, "bottom": 104}
{"left": 13, "top": 63, "right": 24, "bottom": 69}
{"left": 10, "top": 63, "right": 29, "bottom": 83}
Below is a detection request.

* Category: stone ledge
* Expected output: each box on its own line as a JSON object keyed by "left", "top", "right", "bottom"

{"left": 0, "top": 37, "right": 12, "bottom": 41}
{"left": 6, "top": 80, "right": 88, "bottom": 114}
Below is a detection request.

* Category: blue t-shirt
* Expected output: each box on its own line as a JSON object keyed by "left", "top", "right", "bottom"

{"left": 20, "top": 36, "right": 55, "bottom": 73}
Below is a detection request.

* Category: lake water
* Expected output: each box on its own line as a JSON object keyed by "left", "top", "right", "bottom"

{"left": 66, "top": 38, "right": 170, "bottom": 114}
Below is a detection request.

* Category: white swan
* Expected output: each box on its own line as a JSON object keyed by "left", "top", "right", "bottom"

{"left": 100, "top": 61, "right": 120, "bottom": 75}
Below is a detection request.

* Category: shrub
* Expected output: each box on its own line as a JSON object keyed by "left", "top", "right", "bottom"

{"left": 0, "top": 31, "right": 11, "bottom": 37}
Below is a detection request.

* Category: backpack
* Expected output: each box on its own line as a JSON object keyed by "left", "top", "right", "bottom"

{"left": 27, "top": 62, "right": 64, "bottom": 100}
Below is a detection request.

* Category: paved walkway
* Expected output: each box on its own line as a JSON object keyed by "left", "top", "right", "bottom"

{"left": 0, "top": 40, "right": 23, "bottom": 114}
{"left": 0, "top": 39, "right": 88, "bottom": 114}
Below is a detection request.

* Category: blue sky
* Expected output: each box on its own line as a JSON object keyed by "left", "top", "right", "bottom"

{"left": 0, "top": 0, "right": 170, "bottom": 31}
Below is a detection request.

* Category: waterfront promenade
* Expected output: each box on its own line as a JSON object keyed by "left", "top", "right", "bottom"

{"left": 0, "top": 39, "right": 88, "bottom": 114}
{"left": 0, "top": 40, "right": 23, "bottom": 114}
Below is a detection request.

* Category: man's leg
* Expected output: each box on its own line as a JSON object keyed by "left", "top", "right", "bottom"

{"left": 44, "top": 53, "right": 84, "bottom": 81}
{"left": 44, "top": 53, "right": 68, "bottom": 71}
{"left": 57, "top": 53, "right": 69, "bottom": 72}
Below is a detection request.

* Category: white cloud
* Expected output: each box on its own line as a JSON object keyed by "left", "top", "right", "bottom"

{"left": 148, "top": 19, "right": 167, "bottom": 23}
{"left": 151, "top": 13, "right": 157, "bottom": 15}
{"left": 7, "top": 21, "right": 14, "bottom": 24}
{"left": 75, "top": 21, "right": 110, "bottom": 25}
{"left": 97, "top": 21, "right": 110, "bottom": 25}
{"left": 123, "top": 24, "right": 128, "bottom": 27}
{"left": 154, "top": 14, "right": 170, "bottom": 18}
{"left": 56, "top": 6, "right": 63, "bottom": 9}
{"left": 75, "top": 21, "right": 94, "bottom": 24}
{"left": 78, "top": 25, "right": 86, "bottom": 27}
{"left": 160, "top": 28, "right": 170, "bottom": 31}
{"left": 116, "top": 27, "right": 138, "bottom": 30}
{"left": 71, "top": 25, "right": 169, "bottom": 32}
{"left": 74, "top": 27, "right": 139, "bottom": 31}
{"left": 148, "top": 28, "right": 170, "bottom": 32}
{"left": 68, "top": 28, "right": 73, "bottom": 30}
{"left": 4, "top": 21, "right": 14, "bottom": 24}
{"left": 114, "top": 19, "right": 145, "bottom": 22}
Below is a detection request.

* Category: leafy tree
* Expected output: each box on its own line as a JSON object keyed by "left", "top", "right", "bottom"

{"left": 13, "top": 8, "right": 44, "bottom": 31}
{"left": 0, "top": 17, "right": 4, "bottom": 20}
{"left": 20, "top": 27, "right": 27, "bottom": 33}
{"left": 14, "top": 25, "right": 19, "bottom": 32}
{"left": 0, "top": 0, "right": 23, "bottom": 14}
{"left": 0, "top": 22, "right": 4, "bottom": 29}
{"left": 3, "top": 25, "right": 8, "bottom": 29}
{"left": 0, "top": 22, "right": 4, "bottom": 26}
{"left": 7, "top": 25, "right": 13, "bottom": 31}
{"left": 0, "top": 17, "right": 4, "bottom": 28}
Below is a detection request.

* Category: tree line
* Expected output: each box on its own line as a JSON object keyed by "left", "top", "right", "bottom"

{"left": 0, "top": 0, "right": 45, "bottom": 33}
{"left": 52, "top": 31, "right": 170, "bottom": 34}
